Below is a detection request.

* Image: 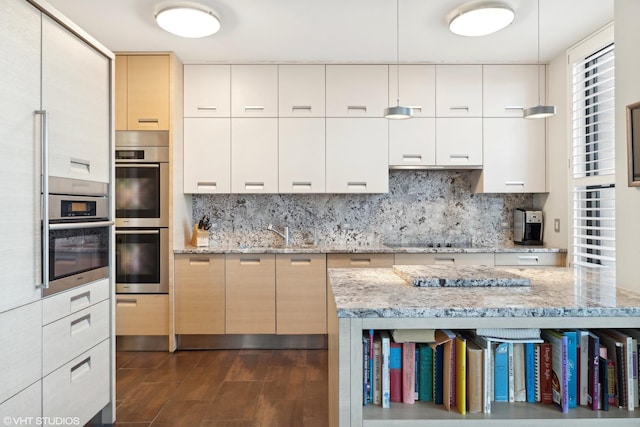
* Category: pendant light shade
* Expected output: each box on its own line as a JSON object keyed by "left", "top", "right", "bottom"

{"left": 523, "top": 0, "right": 556, "bottom": 119}
{"left": 155, "top": 2, "right": 221, "bottom": 38}
{"left": 385, "top": 0, "right": 413, "bottom": 120}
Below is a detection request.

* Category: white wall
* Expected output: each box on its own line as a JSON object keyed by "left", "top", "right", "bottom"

{"left": 614, "top": 0, "right": 640, "bottom": 292}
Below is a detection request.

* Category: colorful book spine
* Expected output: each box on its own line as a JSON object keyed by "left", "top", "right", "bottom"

{"left": 513, "top": 343, "right": 526, "bottom": 402}
{"left": 418, "top": 344, "right": 434, "bottom": 402}
{"left": 415, "top": 347, "right": 419, "bottom": 401}
{"left": 525, "top": 342, "right": 536, "bottom": 403}
{"left": 434, "top": 343, "right": 444, "bottom": 405}
{"left": 380, "top": 331, "right": 391, "bottom": 408}
{"left": 369, "top": 329, "right": 375, "bottom": 405}
{"left": 373, "top": 334, "right": 382, "bottom": 405}
{"left": 465, "top": 338, "right": 484, "bottom": 413}
{"left": 542, "top": 330, "right": 569, "bottom": 413}
{"left": 507, "top": 342, "right": 515, "bottom": 402}
{"left": 455, "top": 334, "right": 467, "bottom": 415}
{"left": 563, "top": 330, "right": 578, "bottom": 408}
{"left": 402, "top": 342, "right": 416, "bottom": 404}
{"left": 587, "top": 333, "right": 600, "bottom": 410}
{"left": 390, "top": 341, "right": 403, "bottom": 403}
{"left": 540, "top": 342, "right": 553, "bottom": 404}
{"left": 577, "top": 329, "right": 590, "bottom": 406}
{"left": 494, "top": 342, "right": 509, "bottom": 402}
{"left": 363, "top": 333, "right": 371, "bottom": 405}
{"left": 599, "top": 356, "right": 610, "bottom": 411}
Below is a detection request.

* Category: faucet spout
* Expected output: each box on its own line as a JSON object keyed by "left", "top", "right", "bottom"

{"left": 267, "top": 224, "right": 290, "bottom": 246}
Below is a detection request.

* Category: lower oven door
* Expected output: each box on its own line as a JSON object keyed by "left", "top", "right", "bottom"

{"left": 115, "top": 228, "right": 168, "bottom": 293}
{"left": 46, "top": 222, "right": 111, "bottom": 297}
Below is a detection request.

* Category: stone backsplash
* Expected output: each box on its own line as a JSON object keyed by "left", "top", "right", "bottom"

{"left": 191, "top": 170, "right": 533, "bottom": 248}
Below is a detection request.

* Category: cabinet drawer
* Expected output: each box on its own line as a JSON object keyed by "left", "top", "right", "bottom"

{"left": 495, "top": 252, "right": 565, "bottom": 267}
{"left": 0, "top": 381, "right": 41, "bottom": 421}
{"left": 42, "top": 278, "right": 109, "bottom": 325}
{"left": 43, "top": 299, "right": 109, "bottom": 376}
{"left": 116, "top": 294, "right": 169, "bottom": 336}
{"left": 43, "top": 339, "right": 110, "bottom": 426}
{"left": 327, "top": 254, "right": 395, "bottom": 268}
{"left": 395, "top": 253, "right": 495, "bottom": 266}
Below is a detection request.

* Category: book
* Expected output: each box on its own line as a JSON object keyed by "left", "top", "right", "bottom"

{"left": 402, "top": 342, "right": 416, "bottom": 404}
{"left": 595, "top": 330, "right": 624, "bottom": 408}
{"left": 576, "top": 329, "right": 590, "bottom": 406}
{"left": 494, "top": 341, "right": 509, "bottom": 402}
{"left": 392, "top": 329, "right": 436, "bottom": 343}
{"left": 417, "top": 343, "right": 434, "bottom": 402}
{"left": 525, "top": 342, "right": 536, "bottom": 403}
{"left": 455, "top": 333, "right": 467, "bottom": 415}
{"left": 470, "top": 333, "right": 493, "bottom": 414}
{"left": 373, "top": 334, "right": 382, "bottom": 405}
{"left": 438, "top": 329, "right": 457, "bottom": 411}
{"left": 362, "top": 333, "right": 371, "bottom": 405}
{"left": 507, "top": 342, "right": 515, "bottom": 403}
{"left": 476, "top": 328, "right": 541, "bottom": 340}
{"left": 415, "top": 347, "right": 419, "bottom": 401}
{"left": 539, "top": 342, "right": 553, "bottom": 404}
{"left": 369, "top": 329, "right": 375, "bottom": 405}
{"left": 563, "top": 330, "right": 578, "bottom": 408}
{"left": 433, "top": 342, "right": 444, "bottom": 405}
{"left": 599, "top": 356, "right": 610, "bottom": 411}
{"left": 603, "top": 329, "right": 635, "bottom": 410}
{"left": 513, "top": 343, "right": 526, "bottom": 402}
{"left": 535, "top": 343, "right": 541, "bottom": 402}
{"left": 466, "top": 338, "right": 484, "bottom": 413}
{"left": 541, "top": 329, "right": 569, "bottom": 413}
{"left": 390, "top": 341, "right": 403, "bottom": 403}
{"left": 587, "top": 332, "right": 600, "bottom": 410}
{"left": 620, "top": 328, "right": 640, "bottom": 408}
{"left": 379, "top": 330, "right": 391, "bottom": 408}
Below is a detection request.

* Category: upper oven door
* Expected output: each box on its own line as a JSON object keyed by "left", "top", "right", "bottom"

{"left": 115, "top": 162, "right": 169, "bottom": 227}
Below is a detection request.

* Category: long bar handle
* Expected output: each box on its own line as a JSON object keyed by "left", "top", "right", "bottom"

{"left": 49, "top": 220, "right": 114, "bottom": 231}
{"left": 35, "top": 110, "right": 49, "bottom": 290}
{"left": 115, "top": 228, "right": 158, "bottom": 235}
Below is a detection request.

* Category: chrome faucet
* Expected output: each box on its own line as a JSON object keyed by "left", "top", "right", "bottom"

{"left": 267, "top": 223, "right": 289, "bottom": 246}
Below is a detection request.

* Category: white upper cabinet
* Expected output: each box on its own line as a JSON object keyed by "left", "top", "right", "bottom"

{"left": 326, "top": 118, "right": 388, "bottom": 193}
{"left": 42, "top": 15, "right": 110, "bottom": 183}
{"left": 435, "top": 65, "right": 482, "bottom": 117}
{"left": 231, "top": 118, "right": 278, "bottom": 193}
{"left": 389, "top": 118, "right": 436, "bottom": 168}
{"left": 184, "top": 64, "right": 230, "bottom": 117}
{"left": 231, "top": 65, "right": 278, "bottom": 117}
{"left": 475, "top": 118, "right": 546, "bottom": 193}
{"left": 183, "top": 118, "right": 231, "bottom": 194}
{"left": 435, "top": 118, "right": 483, "bottom": 167}
{"left": 483, "top": 65, "right": 545, "bottom": 117}
{"left": 388, "top": 65, "right": 436, "bottom": 117}
{"left": 326, "top": 65, "right": 388, "bottom": 117}
{"left": 279, "top": 65, "right": 325, "bottom": 117}
{"left": 279, "top": 118, "right": 325, "bottom": 193}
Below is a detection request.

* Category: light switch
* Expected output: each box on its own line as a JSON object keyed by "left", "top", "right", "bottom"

{"left": 554, "top": 218, "right": 560, "bottom": 233}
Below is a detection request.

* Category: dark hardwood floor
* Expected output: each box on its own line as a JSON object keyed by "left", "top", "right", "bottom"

{"left": 113, "top": 349, "right": 328, "bottom": 427}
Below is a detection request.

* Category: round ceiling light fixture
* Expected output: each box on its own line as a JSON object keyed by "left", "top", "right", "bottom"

{"left": 155, "top": 2, "right": 221, "bottom": 38}
{"left": 448, "top": 3, "right": 515, "bottom": 37}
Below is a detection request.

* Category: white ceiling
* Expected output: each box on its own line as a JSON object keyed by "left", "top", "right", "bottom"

{"left": 45, "top": 0, "right": 613, "bottom": 64}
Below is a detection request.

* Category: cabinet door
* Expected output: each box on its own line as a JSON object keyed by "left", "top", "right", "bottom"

{"left": 115, "top": 295, "right": 169, "bottom": 336}
{"left": 326, "top": 65, "right": 388, "bottom": 117}
{"left": 394, "top": 253, "right": 495, "bottom": 266}
{"left": 175, "top": 254, "right": 225, "bottom": 334}
{"left": 389, "top": 118, "right": 436, "bottom": 167}
{"left": 184, "top": 64, "right": 230, "bottom": 117}
{"left": 184, "top": 118, "right": 231, "bottom": 193}
{"left": 225, "top": 254, "right": 275, "bottom": 334}
{"left": 42, "top": 15, "right": 110, "bottom": 183}
{"left": 279, "top": 65, "right": 325, "bottom": 117}
{"left": 0, "top": 0, "right": 43, "bottom": 312}
{"left": 483, "top": 65, "right": 544, "bottom": 117}
{"left": 480, "top": 118, "right": 546, "bottom": 193}
{"left": 115, "top": 55, "right": 128, "bottom": 130}
{"left": 326, "top": 118, "right": 388, "bottom": 193}
{"left": 231, "top": 118, "right": 278, "bottom": 193}
{"left": 279, "top": 118, "right": 326, "bottom": 193}
{"left": 435, "top": 118, "right": 483, "bottom": 167}
{"left": 326, "top": 254, "right": 395, "bottom": 268}
{"left": 231, "top": 65, "right": 278, "bottom": 117}
{"left": 435, "top": 65, "right": 482, "bottom": 117}
{"left": 0, "top": 381, "right": 41, "bottom": 421}
{"left": 495, "top": 252, "right": 565, "bottom": 267}
{"left": 388, "top": 65, "right": 436, "bottom": 117}
{"left": 127, "top": 55, "right": 170, "bottom": 130}
{"left": 276, "top": 254, "right": 326, "bottom": 334}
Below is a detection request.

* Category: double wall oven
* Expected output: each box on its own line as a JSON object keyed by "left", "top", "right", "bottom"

{"left": 115, "top": 131, "right": 169, "bottom": 294}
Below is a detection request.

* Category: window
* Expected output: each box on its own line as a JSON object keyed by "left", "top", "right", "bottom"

{"left": 569, "top": 27, "right": 615, "bottom": 268}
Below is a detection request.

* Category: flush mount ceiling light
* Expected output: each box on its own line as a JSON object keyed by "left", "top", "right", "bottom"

{"left": 448, "top": 2, "right": 515, "bottom": 37}
{"left": 384, "top": 0, "right": 413, "bottom": 120}
{"left": 155, "top": 2, "right": 221, "bottom": 38}
{"left": 523, "top": 0, "right": 556, "bottom": 119}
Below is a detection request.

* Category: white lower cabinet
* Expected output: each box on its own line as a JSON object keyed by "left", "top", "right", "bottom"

{"left": 495, "top": 252, "right": 565, "bottom": 267}
{"left": 435, "top": 118, "right": 482, "bottom": 167}
{"left": 231, "top": 118, "right": 278, "bottom": 193}
{"left": 326, "top": 118, "right": 388, "bottom": 193}
{"left": 395, "top": 252, "right": 495, "bottom": 266}
{"left": 279, "top": 118, "right": 326, "bottom": 193}
{"left": 183, "top": 118, "right": 231, "bottom": 193}
{"left": 0, "top": 381, "right": 42, "bottom": 420}
{"left": 42, "top": 339, "right": 110, "bottom": 426}
{"left": 389, "top": 118, "right": 436, "bottom": 168}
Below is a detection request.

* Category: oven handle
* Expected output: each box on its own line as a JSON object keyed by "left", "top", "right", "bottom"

{"left": 115, "top": 164, "right": 160, "bottom": 168}
{"left": 49, "top": 220, "right": 114, "bottom": 231}
{"left": 35, "top": 110, "right": 49, "bottom": 290}
{"left": 115, "top": 229, "right": 160, "bottom": 235}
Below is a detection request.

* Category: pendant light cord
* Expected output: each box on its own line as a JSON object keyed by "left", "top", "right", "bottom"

{"left": 536, "top": 0, "right": 541, "bottom": 105}
{"left": 396, "top": 0, "right": 400, "bottom": 106}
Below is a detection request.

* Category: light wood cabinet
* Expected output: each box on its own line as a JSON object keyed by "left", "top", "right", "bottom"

{"left": 276, "top": 254, "right": 327, "bottom": 334}
{"left": 231, "top": 118, "right": 278, "bottom": 193}
{"left": 394, "top": 252, "right": 495, "bottom": 266}
{"left": 279, "top": 64, "right": 325, "bottom": 117}
{"left": 473, "top": 118, "right": 546, "bottom": 193}
{"left": 116, "top": 54, "right": 170, "bottom": 130}
{"left": 175, "top": 254, "right": 225, "bottom": 335}
{"left": 184, "top": 64, "right": 230, "bottom": 117}
{"left": 327, "top": 254, "right": 395, "bottom": 268}
{"left": 435, "top": 118, "right": 483, "bottom": 167}
{"left": 225, "top": 254, "right": 276, "bottom": 334}
{"left": 435, "top": 65, "right": 483, "bottom": 117}
{"left": 183, "top": 118, "right": 231, "bottom": 193}
{"left": 115, "top": 294, "right": 169, "bottom": 336}
{"left": 388, "top": 65, "right": 436, "bottom": 117}
{"left": 389, "top": 118, "right": 436, "bottom": 168}
{"left": 326, "top": 65, "right": 388, "bottom": 117}
{"left": 279, "top": 118, "right": 326, "bottom": 193}
{"left": 495, "top": 252, "right": 565, "bottom": 267}
{"left": 483, "top": 65, "right": 544, "bottom": 118}
{"left": 231, "top": 65, "right": 278, "bottom": 117}
{"left": 326, "top": 118, "right": 388, "bottom": 193}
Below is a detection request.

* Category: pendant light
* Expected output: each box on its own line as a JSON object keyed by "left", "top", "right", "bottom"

{"left": 523, "top": 0, "right": 556, "bottom": 119}
{"left": 384, "top": 0, "right": 413, "bottom": 120}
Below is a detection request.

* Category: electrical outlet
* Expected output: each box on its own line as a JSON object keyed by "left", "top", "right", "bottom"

{"left": 554, "top": 218, "right": 560, "bottom": 233}
{"left": 501, "top": 221, "right": 510, "bottom": 229}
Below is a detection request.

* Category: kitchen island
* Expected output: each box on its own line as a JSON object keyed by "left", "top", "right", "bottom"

{"left": 327, "top": 266, "right": 640, "bottom": 426}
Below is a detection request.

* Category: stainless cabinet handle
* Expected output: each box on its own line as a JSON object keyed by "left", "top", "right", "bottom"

{"left": 197, "top": 182, "right": 217, "bottom": 190}
{"left": 35, "top": 110, "right": 49, "bottom": 290}
{"left": 449, "top": 106, "right": 470, "bottom": 110}
{"left": 116, "top": 299, "right": 137, "bottom": 306}
{"left": 197, "top": 106, "right": 217, "bottom": 110}
{"left": 291, "top": 259, "right": 312, "bottom": 266}
{"left": 407, "top": 106, "right": 423, "bottom": 111}
{"left": 292, "top": 182, "right": 312, "bottom": 191}
{"left": 504, "top": 106, "right": 524, "bottom": 110}
{"left": 449, "top": 154, "right": 470, "bottom": 159}
{"left": 347, "top": 106, "right": 367, "bottom": 111}
{"left": 240, "top": 259, "right": 261, "bottom": 265}
{"left": 245, "top": 182, "right": 264, "bottom": 190}
{"left": 189, "top": 259, "right": 210, "bottom": 266}
{"left": 350, "top": 258, "right": 371, "bottom": 265}
{"left": 518, "top": 255, "right": 540, "bottom": 261}
{"left": 505, "top": 181, "right": 525, "bottom": 186}
{"left": 70, "top": 158, "right": 90, "bottom": 174}
{"left": 116, "top": 229, "right": 158, "bottom": 235}
{"left": 434, "top": 258, "right": 455, "bottom": 265}
{"left": 347, "top": 182, "right": 367, "bottom": 190}
{"left": 402, "top": 155, "right": 422, "bottom": 162}
{"left": 116, "top": 163, "right": 160, "bottom": 169}
{"left": 292, "top": 106, "right": 312, "bottom": 111}
{"left": 244, "top": 106, "right": 264, "bottom": 111}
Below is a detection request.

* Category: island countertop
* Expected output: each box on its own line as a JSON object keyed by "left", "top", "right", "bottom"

{"left": 328, "top": 266, "right": 640, "bottom": 319}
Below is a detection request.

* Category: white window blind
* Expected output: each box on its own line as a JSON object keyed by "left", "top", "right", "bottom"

{"left": 569, "top": 30, "right": 615, "bottom": 269}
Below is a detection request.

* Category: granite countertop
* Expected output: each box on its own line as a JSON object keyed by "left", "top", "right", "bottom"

{"left": 328, "top": 266, "right": 640, "bottom": 318}
{"left": 174, "top": 243, "right": 567, "bottom": 255}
